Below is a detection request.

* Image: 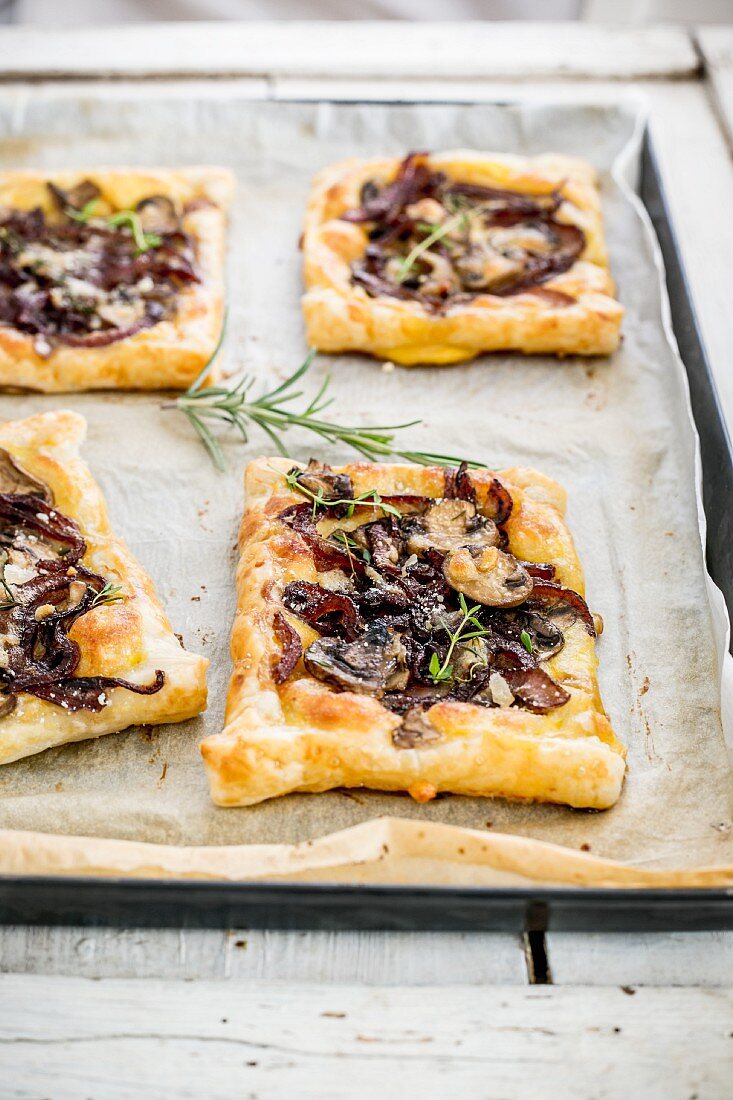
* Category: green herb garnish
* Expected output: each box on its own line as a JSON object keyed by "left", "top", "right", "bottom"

{"left": 171, "top": 345, "right": 484, "bottom": 473}
{"left": 429, "top": 593, "right": 491, "bottom": 685}
{"left": 107, "top": 210, "right": 161, "bottom": 254}
{"left": 284, "top": 468, "right": 402, "bottom": 520}
{"left": 90, "top": 582, "right": 125, "bottom": 609}
{"left": 66, "top": 198, "right": 101, "bottom": 224}
{"left": 395, "top": 210, "right": 470, "bottom": 283}
{"left": 520, "top": 629, "right": 534, "bottom": 655}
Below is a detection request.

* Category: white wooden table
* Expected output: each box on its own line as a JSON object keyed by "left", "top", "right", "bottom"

{"left": 1, "top": 21, "right": 733, "bottom": 1099}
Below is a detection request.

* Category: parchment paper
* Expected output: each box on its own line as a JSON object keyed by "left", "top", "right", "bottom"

{"left": 0, "top": 87, "right": 730, "bottom": 876}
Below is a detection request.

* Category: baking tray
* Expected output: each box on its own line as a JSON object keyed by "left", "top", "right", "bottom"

{"left": 0, "top": 117, "right": 731, "bottom": 933}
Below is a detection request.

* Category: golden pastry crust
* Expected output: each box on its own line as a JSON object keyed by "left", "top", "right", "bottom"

{"left": 0, "top": 167, "right": 234, "bottom": 392}
{"left": 0, "top": 410, "right": 208, "bottom": 764}
{"left": 201, "top": 458, "right": 625, "bottom": 809}
{"left": 302, "top": 150, "right": 623, "bottom": 364}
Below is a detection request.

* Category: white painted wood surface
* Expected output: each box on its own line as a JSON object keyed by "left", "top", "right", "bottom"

{"left": 0, "top": 926, "right": 528, "bottom": 984}
{"left": 0, "top": 21, "right": 732, "bottom": 1097}
{"left": 0, "top": 21, "right": 699, "bottom": 80}
{"left": 697, "top": 25, "right": 733, "bottom": 146}
{"left": 2, "top": 975, "right": 731, "bottom": 1100}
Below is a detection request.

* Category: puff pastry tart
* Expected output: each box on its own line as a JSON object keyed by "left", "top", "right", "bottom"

{"left": 0, "top": 167, "right": 234, "bottom": 392}
{"left": 0, "top": 410, "right": 207, "bottom": 765}
{"left": 202, "top": 457, "right": 625, "bottom": 809}
{"left": 302, "top": 150, "right": 623, "bottom": 364}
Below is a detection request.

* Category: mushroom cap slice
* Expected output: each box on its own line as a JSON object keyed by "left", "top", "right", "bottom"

{"left": 444, "top": 546, "right": 533, "bottom": 608}
{"left": 405, "top": 498, "right": 499, "bottom": 556}
{"left": 289, "top": 459, "right": 353, "bottom": 505}
{"left": 135, "top": 195, "right": 179, "bottom": 235}
{"left": 0, "top": 448, "right": 53, "bottom": 503}
{"left": 303, "top": 621, "right": 406, "bottom": 696}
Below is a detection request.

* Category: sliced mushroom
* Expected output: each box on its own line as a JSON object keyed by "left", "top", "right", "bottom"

{"left": 503, "top": 667, "right": 570, "bottom": 713}
{"left": 405, "top": 499, "right": 499, "bottom": 556}
{"left": 303, "top": 621, "right": 406, "bottom": 696}
{"left": 521, "top": 610, "right": 565, "bottom": 661}
{"left": 444, "top": 546, "right": 533, "bottom": 608}
{"left": 288, "top": 459, "right": 353, "bottom": 506}
{"left": 452, "top": 635, "right": 490, "bottom": 684}
{"left": 0, "top": 448, "right": 52, "bottom": 502}
{"left": 47, "top": 179, "right": 101, "bottom": 215}
{"left": 135, "top": 195, "right": 179, "bottom": 235}
{"left": 392, "top": 706, "right": 442, "bottom": 749}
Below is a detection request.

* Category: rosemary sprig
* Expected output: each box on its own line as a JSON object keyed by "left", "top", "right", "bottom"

{"left": 90, "top": 582, "right": 125, "bottom": 609}
{"left": 429, "top": 593, "right": 491, "bottom": 685}
{"left": 171, "top": 347, "right": 484, "bottom": 473}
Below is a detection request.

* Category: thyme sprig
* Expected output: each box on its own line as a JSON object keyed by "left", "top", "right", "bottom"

{"left": 65, "top": 199, "right": 161, "bottom": 254}
{"left": 66, "top": 198, "right": 101, "bottom": 224}
{"left": 284, "top": 468, "right": 402, "bottom": 520}
{"left": 396, "top": 210, "right": 470, "bottom": 283}
{"left": 429, "top": 593, "right": 491, "bottom": 685}
{"left": 171, "top": 346, "right": 484, "bottom": 473}
{"left": 106, "top": 210, "right": 162, "bottom": 254}
{"left": 90, "top": 582, "right": 125, "bottom": 609}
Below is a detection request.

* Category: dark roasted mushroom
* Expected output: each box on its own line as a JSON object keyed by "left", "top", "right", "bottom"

{"left": 135, "top": 195, "right": 179, "bottom": 235}
{"left": 404, "top": 498, "right": 499, "bottom": 556}
{"left": 0, "top": 449, "right": 53, "bottom": 503}
{"left": 47, "top": 178, "right": 101, "bottom": 215}
{"left": 303, "top": 620, "right": 406, "bottom": 696}
{"left": 443, "top": 546, "right": 533, "bottom": 608}
{"left": 503, "top": 667, "right": 570, "bottom": 713}
{"left": 288, "top": 460, "right": 353, "bottom": 507}
{"left": 392, "top": 706, "right": 442, "bottom": 748}
{"left": 527, "top": 580, "right": 596, "bottom": 636}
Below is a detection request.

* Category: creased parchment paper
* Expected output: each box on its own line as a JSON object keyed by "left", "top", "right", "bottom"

{"left": 0, "top": 88, "right": 730, "bottom": 885}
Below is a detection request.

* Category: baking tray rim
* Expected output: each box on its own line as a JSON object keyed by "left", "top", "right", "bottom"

{"left": 0, "top": 103, "right": 730, "bottom": 931}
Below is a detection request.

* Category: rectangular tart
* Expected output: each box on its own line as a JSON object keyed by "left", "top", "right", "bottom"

{"left": 302, "top": 150, "right": 623, "bottom": 364}
{"left": 0, "top": 166, "right": 234, "bottom": 392}
{"left": 201, "top": 457, "right": 625, "bottom": 809}
{"left": 0, "top": 410, "right": 207, "bottom": 764}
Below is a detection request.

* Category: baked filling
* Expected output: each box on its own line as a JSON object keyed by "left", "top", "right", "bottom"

{"left": 343, "top": 152, "right": 584, "bottom": 312}
{"left": 0, "top": 180, "right": 200, "bottom": 357}
{"left": 274, "top": 461, "right": 599, "bottom": 749}
{"left": 0, "top": 449, "right": 163, "bottom": 716}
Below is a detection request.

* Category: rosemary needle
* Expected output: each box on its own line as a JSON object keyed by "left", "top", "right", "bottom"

{"left": 170, "top": 344, "right": 484, "bottom": 473}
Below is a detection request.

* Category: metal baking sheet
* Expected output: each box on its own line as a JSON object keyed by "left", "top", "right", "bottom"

{"left": 0, "top": 91, "right": 730, "bottom": 928}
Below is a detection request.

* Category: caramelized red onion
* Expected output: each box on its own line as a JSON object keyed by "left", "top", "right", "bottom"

{"left": 0, "top": 187, "right": 199, "bottom": 353}
{"left": 0, "top": 494, "right": 164, "bottom": 714}
{"left": 272, "top": 463, "right": 594, "bottom": 718}
{"left": 341, "top": 152, "right": 586, "bottom": 310}
{"left": 282, "top": 581, "right": 362, "bottom": 641}
{"left": 271, "top": 611, "right": 303, "bottom": 684}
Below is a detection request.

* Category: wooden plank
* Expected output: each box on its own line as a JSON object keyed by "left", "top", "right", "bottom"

{"left": 697, "top": 26, "right": 733, "bottom": 148}
{"left": 0, "top": 22, "right": 699, "bottom": 81}
{"left": 548, "top": 931, "right": 733, "bottom": 986}
{"left": 0, "top": 975, "right": 730, "bottom": 1099}
{"left": 0, "top": 926, "right": 528, "bottom": 984}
